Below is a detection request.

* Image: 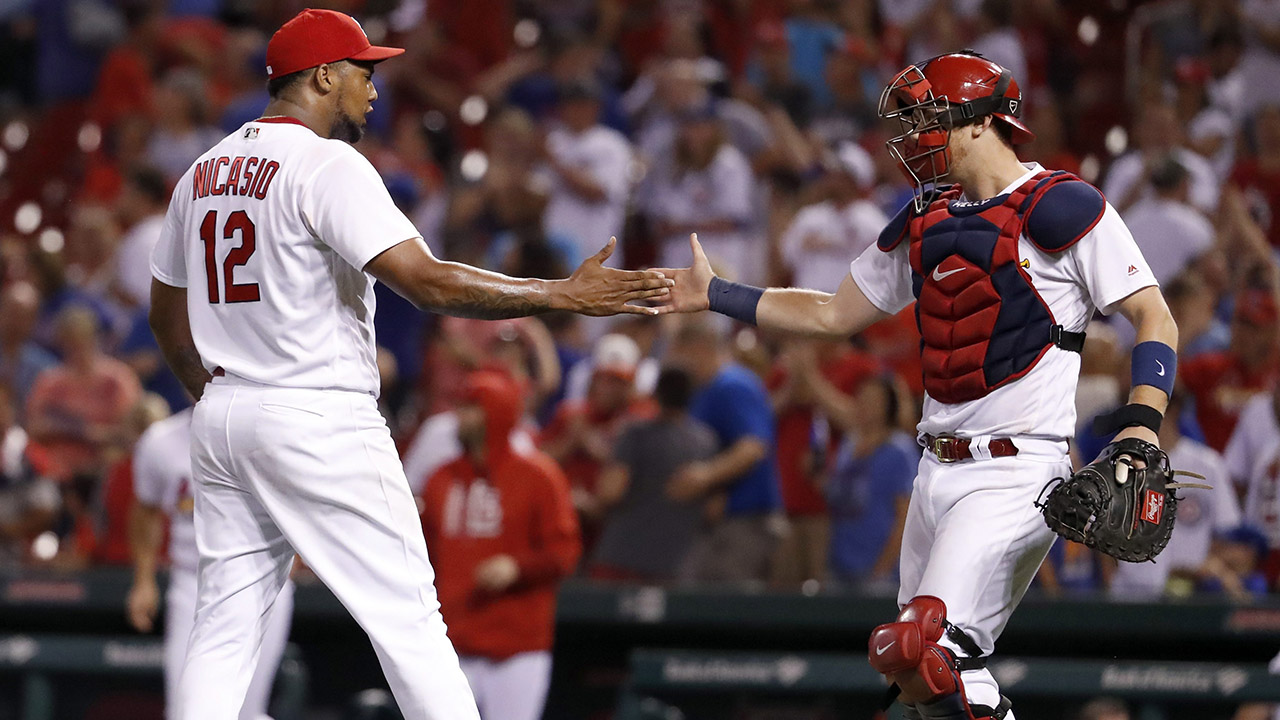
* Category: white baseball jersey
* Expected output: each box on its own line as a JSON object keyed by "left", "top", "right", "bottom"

{"left": 850, "top": 163, "right": 1158, "bottom": 440}
{"left": 133, "top": 408, "right": 198, "bottom": 573}
{"left": 151, "top": 117, "right": 420, "bottom": 396}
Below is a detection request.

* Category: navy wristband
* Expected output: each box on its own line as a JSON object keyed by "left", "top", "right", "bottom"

{"left": 707, "top": 276, "right": 765, "bottom": 325}
{"left": 1131, "top": 341, "right": 1176, "bottom": 396}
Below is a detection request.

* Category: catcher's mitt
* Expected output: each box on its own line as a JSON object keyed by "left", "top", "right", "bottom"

{"left": 1036, "top": 438, "right": 1210, "bottom": 563}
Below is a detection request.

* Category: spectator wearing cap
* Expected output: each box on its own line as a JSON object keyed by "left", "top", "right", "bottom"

{"left": 1181, "top": 289, "right": 1280, "bottom": 452}
{"left": 1125, "top": 156, "right": 1215, "bottom": 285}
{"left": 0, "top": 283, "right": 57, "bottom": 418}
{"left": 539, "top": 334, "right": 657, "bottom": 552}
{"left": 778, "top": 142, "right": 889, "bottom": 293}
{"left": 589, "top": 368, "right": 719, "bottom": 582}
{"left": 1103, "top": 102, "right": 1220, "bottom": 215}
{"left": 665, "top": 320, "right": 782, "bottom": 586}
{"left": 541, "top": 78, "right": 635, "bottom": 269}
{"left": 145, "top": 68, "right": 224, "bottom": 182}
{"left": 743, "top": 22, "right": 813, "bottom": 128}
{"left": 639, "top": 99, "right": 759, "bottom": 282}
{"left": 562, "top": 317, "right": 662, "bottom": 404}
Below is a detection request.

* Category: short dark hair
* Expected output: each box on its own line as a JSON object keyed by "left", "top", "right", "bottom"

{"left": 654, "top": 368, "right": 695, "bottom": 411}
{"left": 992, "top": 117, "right": 1016, "bottom": 148}
{"left": 126, "top": 165, "right": 168, "bottom": 205}
{"left": 267, "top": 69, "right": 307, "bottom": 99}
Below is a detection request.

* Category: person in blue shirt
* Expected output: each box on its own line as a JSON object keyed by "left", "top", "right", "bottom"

{"left": 665, "top": 319, "right": 782, "bottom": 586}
{"left": 826, "top": 375, "right": 917, "bottom": 590}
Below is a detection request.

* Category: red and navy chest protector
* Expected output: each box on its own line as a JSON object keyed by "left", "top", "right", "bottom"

{"left": 877, "top": 170, "right": 1105, "bottom": 404}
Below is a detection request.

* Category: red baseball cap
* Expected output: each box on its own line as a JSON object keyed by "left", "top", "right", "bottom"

{"left": 266, "top": 9, "right": 404, "bottom": 80}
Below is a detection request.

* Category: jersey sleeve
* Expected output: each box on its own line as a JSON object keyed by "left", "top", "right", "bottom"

{"left": 131, "top": 424, "right": 169, "bottom": 506}
{"left": 300, "top": 146, "right": 422, "bottom": 271}
{"left": 1066, "top": 202, "right": 1158, "bottom": 315}
{"left": 849, "top": 241, "right": 914, "bottom": 314}
{"left": 151, "top": 179, "right": 190, "bottom": 288}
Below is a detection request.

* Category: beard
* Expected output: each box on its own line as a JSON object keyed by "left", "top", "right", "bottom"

{"left": 330, "top": 112, "right": 366, "bottom": 144}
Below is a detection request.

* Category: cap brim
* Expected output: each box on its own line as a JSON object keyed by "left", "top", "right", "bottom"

{"left": 997, "top": 114, "right": 1036, "bottom": 144}
{"left": 348, "top": 45, "right": 404, "bottom": 63}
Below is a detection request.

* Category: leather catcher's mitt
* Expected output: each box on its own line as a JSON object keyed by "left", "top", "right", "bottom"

{"left": 1036, "top": 438, "right": 1210, "bottom": 563}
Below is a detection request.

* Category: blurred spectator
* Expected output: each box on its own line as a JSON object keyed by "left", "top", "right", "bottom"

{"left": 1181, "top": 289, "right": 1280, "bottom": 451}
{"left": 1108, "top": 389, "right": 1241, "bottom": 599}
{"left": 1198, "top": 525, "right": 1270, "bottom": 598}
{"left": 641, "top": 101, "right": 758, "bottom": 282}
{"left": 541, "top": 78, "right": 635, "bottom": 266}
{"left": 28, "top": 248, "right": 115, "bottom": 351}
{"left": 25, "top": 305, "right": 142, "bottom": 482}
{"left": 1074, "top": 323, "right": 1125, "bottom": 438}
{"left": 420, "top": 371, "right": 579, "bottom": 720}
{"left": 969, "top": 0, "right": 1027, "bottom": 90}
{"left": 1125, "top": 157, "right": 1215, "bottom": 285}
{"left": 666, "top": 320, "right": 782, "bottom": 586}
{"left": 590, "top": 367, "right": 718, "bottom": 582}
{"left": 484, "top": 175, "right": 578, "bottom": 279}
{"left": 825, "top": 376, "right": 916, "bottom": 590}
{"left": 1038, "top": 540, "right": 1106, "bottom": 597}
{"left": 563, "top": 314, "right": 662, "bottom": 403}
{"left": 93, "top": 393, "right": 169, "bottom": 567}
{"left": 145, "top": 69, "right": 223, "bottom": 181}
{"left": 808, "top": 37, "right": 878, "bottom": 148}
{"left": 763, "top": 1, "right": 845, "bottom": 110}
{"left": 1103, "top": 102, "right": 1220, "bottom": 215}
{"left": 1239, "top": 0, "right": 1280, "bottom": 118}
{"left": 766, "top": 339, "right": 880, "bottom": 587}
{"left": 540, "top": 334, "right": 656, "bottom": 549}
{"left": 111, "top": 165, "right": 169, "bottom": 310}
{"left": 1166, "top": 270, "right": 1230, "bottom": 360}
{"left": 1227, "top": 381, "right": 1280, "bottom": 492}
{"left": 422, "top": 316, "right": 560, "bottom": 416}
{"left": 0, "top": 383, "right": 59, "bottom": 566}
{"left": 1229, "top": 104, "right": 1280, "bottom": 250}
{"left": 778, "top": 142, "right": 888, "bottom": 292}
{"left": 1174, "top": 58, "right": 1237, "bottom": 182}
{"left": 743, "top": 22, "right": 813, "bottom": 128}
{"left": 0, "top": 281, "right": 57, "bottom": 415}
{"left": 90, "top": 1, "right": 160, "bottom": 130}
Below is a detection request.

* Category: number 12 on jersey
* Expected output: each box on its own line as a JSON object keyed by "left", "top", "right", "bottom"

{"left": 200, "top": 209, "right": 260, "bottom": 304}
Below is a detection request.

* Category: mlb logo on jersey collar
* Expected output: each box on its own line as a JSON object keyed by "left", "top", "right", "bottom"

{"left": 244, "top": 127, "right": 260, "bottom": 140}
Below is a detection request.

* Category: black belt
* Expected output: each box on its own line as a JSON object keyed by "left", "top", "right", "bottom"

{"left": 1051, "top": 324, "right": 1086, "bottom": 353}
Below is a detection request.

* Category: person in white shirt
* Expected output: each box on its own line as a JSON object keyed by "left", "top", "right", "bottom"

{"left": 543, "top": 79, "right": 635, "bottom": 268}
{"left": 1103, "top": 102, "right": 1220, "bottom": 215}
{"left": 147, "top": 10, "right": 673, "bottom": 720}
{"left": 1124, "top": 157, "right": 1216, "bottom": 285}
{"left": 113, "top": 166, "right": 170, "bottom": 310}
{"left": 659, "top": 51, "right": 1176, "bottom": 720}
{"left": 126, "top": 408, "right": 294, "bottom": 720}
{"left": 779, "top": 142, "right": 889, "bottom": 293}
{"left": 640, "top": 100, "right": 758, "bottom": 282}
{"left": 1225, "top": 384, "right": 1280, "bottom": 492}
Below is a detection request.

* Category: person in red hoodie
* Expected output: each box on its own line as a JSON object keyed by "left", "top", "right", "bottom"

{"left": 420, "top": 370, "right": 580, "bottom": 720}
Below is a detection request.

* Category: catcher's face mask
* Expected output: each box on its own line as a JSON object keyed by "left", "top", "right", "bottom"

{"left": 879, "top": 65, "right": 956, "bottom": 212}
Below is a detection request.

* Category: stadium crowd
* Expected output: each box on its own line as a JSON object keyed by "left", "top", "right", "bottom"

{"left": 0, "top": 0, "right": 1279, "bottom": 612}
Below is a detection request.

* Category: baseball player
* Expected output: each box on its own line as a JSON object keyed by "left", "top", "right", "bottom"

{"left": 659, "top": 51, "right": 1177, "bottom": 719}
{"left": 126, "top": 407, "right": 294, "bottom": 720}
{"left": 146, "top": 9, "right": 672, "bottom": 720}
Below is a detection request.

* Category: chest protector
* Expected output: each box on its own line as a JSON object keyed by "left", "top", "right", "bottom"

{"left": 878, "top": 170, "right": 1104, "bottom": 404}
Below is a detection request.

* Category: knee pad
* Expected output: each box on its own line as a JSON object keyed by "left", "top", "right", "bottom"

{"left": 867, "top": 596, "right": 964, "bottom": 701}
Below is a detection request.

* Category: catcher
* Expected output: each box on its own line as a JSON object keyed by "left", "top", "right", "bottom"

{"left": 658, "top": 51, "right": 1178, "bottom": 719}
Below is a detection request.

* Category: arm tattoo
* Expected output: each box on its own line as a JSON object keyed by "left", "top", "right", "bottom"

{"left": 428, "top": 263, "right": 557, "bottom": 320}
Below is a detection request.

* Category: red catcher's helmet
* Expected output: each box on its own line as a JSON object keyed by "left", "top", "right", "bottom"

{"left": 879, "top": 50, "right": 1034, "bottom": 209}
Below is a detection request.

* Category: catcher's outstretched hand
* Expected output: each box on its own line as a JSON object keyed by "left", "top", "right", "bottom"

{"left": 651, "top": 233, "right": 715, "bottom": 314}
{"left": 563, "top": 237, "right": 675, "bottom": 316}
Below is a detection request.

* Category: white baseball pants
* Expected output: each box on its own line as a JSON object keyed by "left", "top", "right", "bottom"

{"left": 897, "top": 440, "right": 1069, "bottom": 718}
{"left": 165, "top": 569, "right": 293, "bottom": 720}
{"left": 459, "top": 651, "right": 552, "bottom": 720}
{"left": 178, "top": 379, "right": 479, "bottom": 720}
